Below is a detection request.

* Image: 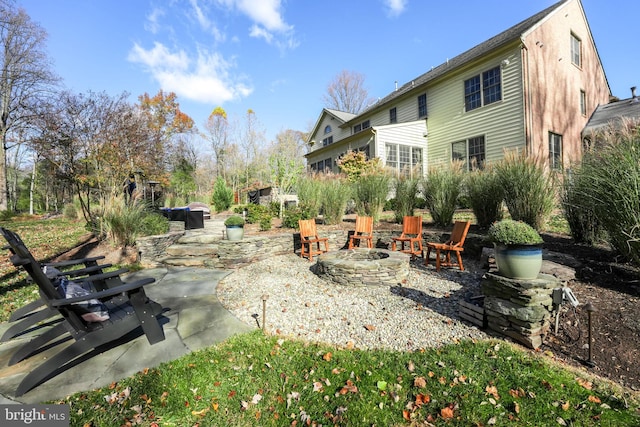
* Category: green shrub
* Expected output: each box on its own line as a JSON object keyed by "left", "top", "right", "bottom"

{"left": 422, "top": 162, "right": 464, "bottom": 227}
{"left": 393, "top": 177, "right": 419, "bottom": 223}
{"left": 224, "top": 215, "right": 245, "bottom": 227}
{"left": 139, "top": 212, "right": 169, "bottom": 236}
{"left": 212, "top": 177, "right": 234, "bottom": 212}
{"left": 464, "top": 166, "right": 504, "bottom": 229}
{"left": 353, "top": 172, "right": 391, "bottom": 222}
{"left": 245, "top": 204, "right": 269, "bottom": 224}
{"left": 259, "top": 215, "right": 272, "bottom": 231}
{"left": 487, "top": 219, "right": 543, "bottom": 245}
{"left": 282, "top": 203, "right": 313, "bottom": 228}
{"left": 494, "top": 150, "right": 555, "bottom": 230}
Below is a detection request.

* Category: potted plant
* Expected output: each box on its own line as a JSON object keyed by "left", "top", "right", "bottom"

{"left": 487, "top": 219, "right": 544, "bottom": 279}
{"left": 224, "top": 215, "right": 245, "bottom": 241}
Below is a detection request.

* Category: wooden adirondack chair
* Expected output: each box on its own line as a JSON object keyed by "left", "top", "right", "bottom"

{"left": 391, "top": 216, "right": 423, "bottom": 259}
{"left": 425, "top": 220, "right": 472, "bottom": 271}
{"left": 0, "top": 227, "right": 165, "bottom": 396}
{"left": 348, "top": 215, "right": 373, "bottom": 249}
{"left": 298, "top": 219, "right": 329, "bottom": 261}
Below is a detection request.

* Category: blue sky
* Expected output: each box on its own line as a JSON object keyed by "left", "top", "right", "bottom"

{"left": 18, "top": 0, "right": 640, "bottom": 152}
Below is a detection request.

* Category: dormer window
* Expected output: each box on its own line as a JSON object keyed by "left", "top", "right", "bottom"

{"left": 324, "top": 125, "right": 332, "bottom": 134}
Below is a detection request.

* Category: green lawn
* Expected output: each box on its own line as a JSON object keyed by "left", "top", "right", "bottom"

{"left": 57, "top": 331, "right": 639, "bottom": 426}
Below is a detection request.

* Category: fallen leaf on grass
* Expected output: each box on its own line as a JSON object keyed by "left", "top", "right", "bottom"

{"left": 588, "top": 395, "right": 601, "bottom": 404}
{"left": 577, "top": 378, "right": 593, "bottom": 390}
{"left": 413, "top": 377, "right": 427, "bottom": 388}
{"left": 509, "top": 388, "right": 525, "bottom": 398}
{"left": 191, "top": 408, "right": 210, "bottom": 417}
{"left": 322, "top": 352, "right": 332, "bottom": 361}
{"left": 440, "top": 406, "right": 454, "bottom": 419}
{"left": 415, "top": 393, "right": 430, "bottom": 406}
{"left": 338, "top": 380, "right": 358, "bottom": 395}
{"left": 486, "top": 385, "right": 500, "bottom": 400}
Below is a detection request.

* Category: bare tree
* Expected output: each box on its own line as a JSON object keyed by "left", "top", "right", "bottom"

{"left": 268, "top": 129, "right": 306, "bottom": 216}
{"left": 322, "top": 70, "right": 375, "bottom": 114}
{"left": 238, "top": 109, "right": 266, "bottom": 190}
{"left": 0, "top": 0, "right": 57, "bottom": 210}
{"left": 204, "top": 106, "right": 229, "bottom": 179}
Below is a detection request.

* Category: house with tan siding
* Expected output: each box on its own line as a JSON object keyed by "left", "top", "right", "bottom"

{"left": 306, "top": 0, "right": 610, "bottom": 175}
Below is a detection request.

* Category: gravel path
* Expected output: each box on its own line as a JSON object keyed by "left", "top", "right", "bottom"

{"left": 217, "top": 253, "right": 490, "bottom": 351}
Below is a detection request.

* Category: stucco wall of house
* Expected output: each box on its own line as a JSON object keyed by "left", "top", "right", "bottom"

{"left": 523, "top": 0, "right": 610, "bottom": 166}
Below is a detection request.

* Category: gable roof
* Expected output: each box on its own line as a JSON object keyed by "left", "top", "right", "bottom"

{"left": 308, "top": 108, "right": 357, "bottom": 141}
{"left": 345, "top": 0, "right": 571, "bottom": 125}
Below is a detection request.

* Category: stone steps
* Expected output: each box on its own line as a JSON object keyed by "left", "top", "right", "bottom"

{"left": 165, "top": 243, "right": 218, "bottom": 257}
{"left": 161, "top": 219, "right": 226, "bottom": 267}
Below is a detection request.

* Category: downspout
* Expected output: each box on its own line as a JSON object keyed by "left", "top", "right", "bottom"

{"left": 521, "top": 37, "right": 533, "bottom": 156}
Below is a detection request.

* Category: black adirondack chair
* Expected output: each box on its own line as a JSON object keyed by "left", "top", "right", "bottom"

{"left": 0, "top": 227, "right": 165, "bottom": 396}
{"left": 0, "top": 256, "right": 126, "bottom": 342}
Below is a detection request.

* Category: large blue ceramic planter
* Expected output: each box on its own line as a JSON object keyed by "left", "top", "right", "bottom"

{"left": 494, "top": 243, "right": 543, "bottom": 280}
{"left": 225, "top": 225, "right": 244, "bottom": 241}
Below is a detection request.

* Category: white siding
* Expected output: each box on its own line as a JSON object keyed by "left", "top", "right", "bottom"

{"left": 426, "top": 46, "right": 525, "bottom": 165}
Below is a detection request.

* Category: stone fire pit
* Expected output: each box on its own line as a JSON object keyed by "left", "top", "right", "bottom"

{"left": 315, "top": 248, "right": 410, "bottom": 287}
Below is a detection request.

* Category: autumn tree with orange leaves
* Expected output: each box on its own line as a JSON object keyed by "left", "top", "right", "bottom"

{"left": 138, "top": 90, "right": 195, "bottom": 183}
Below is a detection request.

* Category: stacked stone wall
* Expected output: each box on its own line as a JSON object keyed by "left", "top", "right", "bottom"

{"left": 482, "top": 272, "right": 560, "bottom": 349}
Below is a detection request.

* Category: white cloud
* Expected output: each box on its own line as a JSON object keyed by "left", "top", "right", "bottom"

{"left": 145, "top": 7, "right": 166, "bottom": 34}
{"left": 128, "top": 42, "right": 253, "bottom": 104}
{"left": 189, "top": 0, "right": 210, "bottom": 29}
{"left": 235, "top": 0, "right": 291, "bottom": 32}
{"left": 215, "top": 0, "right": 297, "bottom": 49}
{"left": 384, "top": 0, "right": 407, "bottom": 17}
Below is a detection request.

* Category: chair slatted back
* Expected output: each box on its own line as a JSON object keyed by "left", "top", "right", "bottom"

{"left": 401, "top": 216, "right": 422, "bottom": 237}
{"left": 299, "top": 219, "right": 320, "bottom": 240}
{"left": 354, "top": 216, "right": 373, "bottom": 236}
{"left": 1, "top": 227, "right": 89, "bottom": 332}
{"left": 448, "top": 221, "right": 471, "bottom": 247}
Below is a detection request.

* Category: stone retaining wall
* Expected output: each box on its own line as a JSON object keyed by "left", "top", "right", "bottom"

{"left": 138, "top": 228, "right": 486, "bottom": 270}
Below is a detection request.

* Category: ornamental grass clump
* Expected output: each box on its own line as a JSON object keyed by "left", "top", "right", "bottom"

{"left": 352, "top": 172, "right": 391, "bottom": 223}
{"left": 573, "top": 121, "right": 640, "bottom": 264}
{"left": 464, "top": 165, "right": 504, "bottom": 228}
{"left": 494, "top": 150, "right": 555, "bottom": 229}
{"left": 393, "top": 176, "right": 420, "bottom": 223}
{"left": 318, "top": 174, "right": 351, "bottom": 225}
{"left": 487, "top": 219, "right": 543, "bottom": 246}
{"left": 422, "top": 161, "right": 463, "bottom": 227}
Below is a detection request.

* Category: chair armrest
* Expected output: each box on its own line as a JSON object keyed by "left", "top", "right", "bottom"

{"left": 49, "top": 278, "right": 155, "bottom": 307}
{"left": 60, "top": 264, "right": 114, "bottom": 278}
{"left": 44, "top": 256, "right": 106, "bottom": 268}
{"left": 72, "top": 268, "right": 130, "bottom": 283}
